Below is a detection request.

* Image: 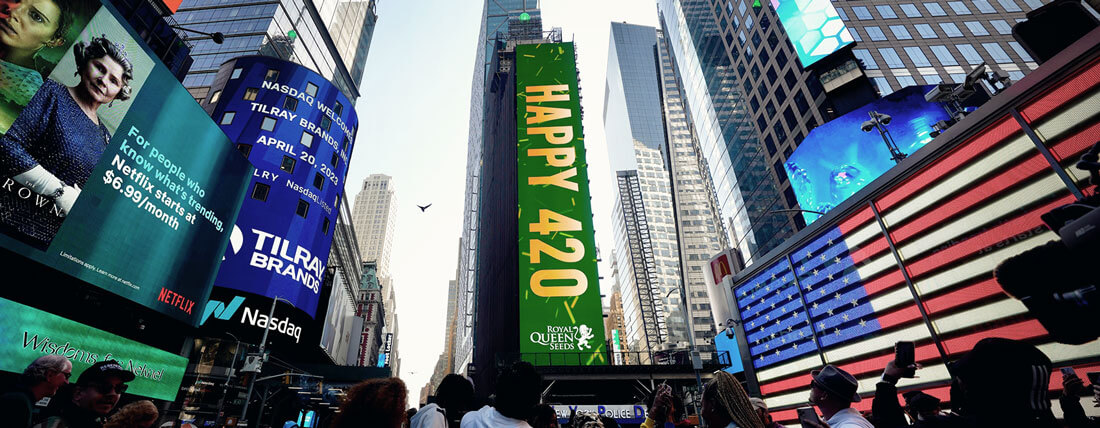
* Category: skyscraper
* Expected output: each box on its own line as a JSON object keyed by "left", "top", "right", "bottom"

{"left": 352, "top": 174, "right": 397, "bottom": 274}
{"left": 173, "top": 0, "right": 378, "bottom": 101}
{"left": 657, "top": 0, "right": 1047, "bottom": 263}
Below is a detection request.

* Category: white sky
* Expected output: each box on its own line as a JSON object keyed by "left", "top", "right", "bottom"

{"left": 349, "top": 0, "right": 658, "bottom": 404}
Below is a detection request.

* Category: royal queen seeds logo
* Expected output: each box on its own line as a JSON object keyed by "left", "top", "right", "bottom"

{"left": 529, "top": 324, "right": 595, "bottom": 351}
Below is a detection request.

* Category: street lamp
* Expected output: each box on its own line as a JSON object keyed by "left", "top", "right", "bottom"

{"left": 861, "top": 111, "right": 907, "bottom": 164}
{"left": 170, "top": 25, "right": 225, "bottom": 44}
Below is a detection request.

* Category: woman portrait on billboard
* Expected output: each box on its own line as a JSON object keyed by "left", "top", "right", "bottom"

{"left": 0, "top": 0, "right": 95, "bottom": 131}
{"left": 0, "top": 35, "right": 133, "bottom": 249}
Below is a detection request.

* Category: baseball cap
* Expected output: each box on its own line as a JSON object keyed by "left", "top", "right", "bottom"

{"left": 749, "top": 397, "right": 768, "bottom": 411}
{"left": 76, "top": 360, "right": 136, "bottom": 385}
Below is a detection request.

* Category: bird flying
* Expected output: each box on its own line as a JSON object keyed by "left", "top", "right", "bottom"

{"left": 417, "top": 204, "right": 432, "bottom": 212}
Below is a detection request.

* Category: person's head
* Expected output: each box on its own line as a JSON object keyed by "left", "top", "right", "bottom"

{"left": 72, "top": 36, "right": 133, "bottom": 105}
{"left": 749, "top": 397, "right": 773, "bottom": 425}
{"left": 902, "top": 391, "right": 941, "bottom": 421}
{"left": 528, "top": 403, "right": 558, "bottom": 428}
{"left": 949, "top": 337, "right": 1054, "bottom": 424}
{"left": 0, "top": 0, "right": 79, "bottom": 58}
{"left": 570, "top": 411, "right": 603, "bottom": 428}
{"left": 493, "top": 361, "right": 542, "bottom": 420}
{"left": 406, "top": 407, "right": 417, "bottom": 421}
{"left": 22, "top": 354, "right": 72, "bottom": 397}
{"left": 808, "top": 365, "right": 860, "bottom": 414}
{"left": 701, "top": 371, "right": 763, "bottom": 428}
{"left": 103, "top": 400, "right": 158, "bottom": 428}
{"left": 598, "top": 415, "right": 620, "bottom": 428}
{"left": 435, "top": 373, "right": 474, "bottom": 414}
{"left": 332, "top": 378, "right": 407, "bottom": 428}
{"left": 72, "top": 360, "right": 135, "bottom": 416}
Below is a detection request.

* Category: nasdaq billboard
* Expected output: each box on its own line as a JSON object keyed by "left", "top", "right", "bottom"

{"left": 0, "top": 1, "right": 253, "bottom": 325}
{"left": 769, "top": 0, "right": 855, "bottom": 67}
{"left": 515, "top": 43, "right": 606, "bottom": 366}
{"left": 205, "top": 57, "right": 358, "bottom": 318}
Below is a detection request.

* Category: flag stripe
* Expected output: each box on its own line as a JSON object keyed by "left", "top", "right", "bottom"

{"left": 1019, "top": 57, "right": 1100, "bottom": 121}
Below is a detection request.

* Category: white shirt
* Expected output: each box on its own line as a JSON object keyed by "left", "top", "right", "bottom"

{"left": 411, "top": 403, "right": 448, "bottom": 428}
{"left": 826, "top": 407, "right": 875, "bottom": 428}
{"left": 459, "top": 405, "right": 532, "bottom": 428}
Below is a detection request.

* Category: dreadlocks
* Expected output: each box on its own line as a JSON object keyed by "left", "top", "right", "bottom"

{"left": 705, "top": 371, "right": 764, "bottom": 428}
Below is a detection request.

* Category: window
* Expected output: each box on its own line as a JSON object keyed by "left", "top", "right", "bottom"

{"left": 897, "top": 75, "right": 919, "bottom": 87}
{"left": 922, "top": 73, "right": 944, "bottom": 84}
{"left": 947, "top": 1, "right": 973, "bottom": 14}
{"left": 334, "top": 101, "right": 343, "bottom": 116}
{"left": 313, "top": 172, "right": 324, "bottom": 190}
{"left": 283, "top": 96, "right": 298, "bottom": 111}
{"left": 321, "top": 116, "right": 332, "bottom": 131}
{"left": 260, "top": 116, "right": 276, "bottom": 131}
{"left": 915, "top": 24, "right": 939, "bottom": 38}
{"left": 876, "top": 4, "right": 898, "bottom": 18}
{"left": 301, "top": 131, "right": 314, "bottom": 148}
{"left": 1008, "top": 41, "right": 1034, "bottom": 62}
{"left": 836, "top": 6, "right": 849, "bottom": 20}
{"left": 853, "top": 49, "right": 879, "bottom": 69}
{"left": 924, "top": 2, "right": 948, "bottom": 15}
{"left": 209, "top": 90, "right": 222, "bottom": 104}
{"left": 940, "top": 22, "right": 964, "bottom": 37}
{"left": 264, "top": 69, "right": 280, "bottom": 82}
{"left": 956, "top": 43, "right": 985, "bottom": 64}
{"left": 951, "top": 73, "right": 967, "bottom": 83}
{"left": 965, "top": 21, "right": 989, "bottom": 36}
{"left": 879, "top": 48, "right": 905, "bottom": 68}
{"left": 280, "top": 155, "right": 296, "bottom": 173}
{"left": 998, "top": 0, "right": 1022, "bottom": 11}
{"left": 853, "top": 6, "right": 874, "bottom": 19}
{"left": 231, "top": 67, "right": 242, "bottom": 79}
{"left": 1008, "top": 71, "right": 1026, "bottom": 81}
{"left": 982, "top": 42, "right": 1012, "bottom": 63}
{"left": 243, "top": 87, "right": 260, "bottom": 101}
{"left": 930, "top": 45, "right": 960, "bottom": 65}
{"left": 972, "top": 0, "right": 997, "bottom": 12}
{"left": 900, "top": 3, "right": 923, "bottom": 16}
{"left": 236, "top": 143, "right": 251, "bottom": 158}
{"left": 865, "top": 26, "right": 887, "bottom": 41}
{"left": 890, "top": 25, "right": 913, "bottom": 40}
{"left": 872, "top": 77, "right": 895, "bottom": 95}
{"left": 322, "top": 217, "right": 330, "bottom": 235}
{"left": 251, "top": 183, "right": 270, "bottom": 201}
{"left": 331, "top": 152, "right": 340, "bottom": 168}
{"left": 990, "top": 20, "right": 1012, "bottom": 35}
{"left": 296, "top": 200, "right": 310, "bottom": 218}
{"left": 849, "top": 28, "right": 862, "bottom": 41}
{"left": 904, "top": 46, "right": 933, "bottom": 66}
{"left": 305, "top": 82, "right": 318, "bottom": 97}
{"left": 1023, "top": 0, "right": 1043, "bottom": 9}
{"left": 220, "top": 111, "right": 235, "bottom": 125}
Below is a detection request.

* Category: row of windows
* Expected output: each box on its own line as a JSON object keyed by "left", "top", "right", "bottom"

{"left": 852, "top": 19, "right": 1019, "bottom": 42}
{"left": 868, "top": 68, "right": 1026, "bottom": 95}
{"left": 852, "top": 41, "right": 1031, "bottom": 71}
{"left": 247, "top": 182, "right": 330, "bottom": 234}
{"left": 839, "top": 0, "right": 1037, "bottom": 22}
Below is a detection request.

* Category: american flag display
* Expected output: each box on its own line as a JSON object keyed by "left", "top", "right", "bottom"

{"left": 732, "top": 57, "right": 1100, "bottom": 425}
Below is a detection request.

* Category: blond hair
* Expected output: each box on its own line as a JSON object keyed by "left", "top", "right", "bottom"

{"left": 705, "top": 371, "right": 764, "bottom": 428}
{"left": 103, "top": 400, "right": 158, "bottom": 428}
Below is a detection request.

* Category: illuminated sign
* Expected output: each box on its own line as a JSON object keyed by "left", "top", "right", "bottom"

{"left": 0, "top": 2, "right": 253, "bottom": 325}
{"left": 205, "top": 57, "right": 359, "bottom": 318}
{"left": 0, "top": 297, "right": 187, "bottom": 400}
{"left": 377, "top": 332, "right": 393, "bottom": 367}
{"left": 198, "top": 288, "right": 313, "bottom": 349}
{"left": 770, "top": 0, "right": 854, "bottom": 67}
{"left": 515, "top": 43, "right": 607, "bottom": 366}
{"left": 785, "top": 85, "right": 949, "bottom": 224}
{"left": 549, "top": 405, "right": 647, "bottom": 423}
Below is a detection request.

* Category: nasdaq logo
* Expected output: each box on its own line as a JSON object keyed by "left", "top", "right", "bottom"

{"left": 201, "top": 296, "right": 245, "bottom": 325}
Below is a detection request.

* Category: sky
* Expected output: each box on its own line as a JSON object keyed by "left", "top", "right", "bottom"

{"left": 349, "top": 0, "right": 658, "bottom": 404}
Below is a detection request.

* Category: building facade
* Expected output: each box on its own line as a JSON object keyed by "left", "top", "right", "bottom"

{"left": 173, "top": 0, "right": 377, "bottom": 102}
{"left": 352, "top": 174, "right": 397, "bottom": 274}
{"left": 656, "top": 0, "right": 1048, "bottom": 264}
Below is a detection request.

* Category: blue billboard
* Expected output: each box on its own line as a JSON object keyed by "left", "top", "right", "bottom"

{"left": 770, "top": 0, "right": 854, "bottom": 67}
{"left": 785, "top": 85, "right": 947, "bottom": 224}
{"left": 205, "top": 57, "right": 358, "bottom": 318}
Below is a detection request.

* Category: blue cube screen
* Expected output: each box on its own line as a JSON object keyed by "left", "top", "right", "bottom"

{"left": 771, "top": 0, "right": 855, "bottom": 67}
{"left": 785, "top": 85, "right": 947, "bottom": 224}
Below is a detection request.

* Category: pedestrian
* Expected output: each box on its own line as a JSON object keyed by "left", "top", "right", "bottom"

{"left": 33, "top": 359, "right": 135, "bottom": 428}
{"left": 748, "top": 397, "right": 783, "bottom": 428}
{"left": 526, "top": 404, "right": 558, "bottom": 428}
{"left": 102, "top": 400, "right": 158, "bottom": 428}
{"left": 1060, "top": 369, "right": 1100, "bottom": 428}
{"left": 412, "top": 374, "right": 475, "bottom": 428}
{"left": 569, "top": 411, "right": 604, "bottom": 428}
{"left": 460, "top": 361, "right": 541, "bottom": 428}
{"left": 0, "top": 355, "right": 72, "bottom": 428}
{"left": 805, "top": 364, "right": 873, "bottom": 428}
{"left": 330, "top": 378, "right": 407, "bottom": 428}
{"left": 949, "top": 337, "right": 1058, "bottom": 428}
{"left": 640, "top": 384, "right": 677, "bottom": 428}
{"left": 699, "top": 371, "right": 763, "bottom": 428}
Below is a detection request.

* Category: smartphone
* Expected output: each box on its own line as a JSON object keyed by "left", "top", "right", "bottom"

{"left": 797, "top": 407, "right": 822, "bottom": 427}
{"left": 895, "top": 341, "right": 915, "bottom": 367}
{"left": 1060, "top": 367, "right": 1076, "bottom": 377}
{"left": 1087, "top": 372, "right": 1100, "bottom": 386}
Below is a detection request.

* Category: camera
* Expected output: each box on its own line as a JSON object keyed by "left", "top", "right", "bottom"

{"left": 994, "top": 142, "right": 1100, "bottom": 344}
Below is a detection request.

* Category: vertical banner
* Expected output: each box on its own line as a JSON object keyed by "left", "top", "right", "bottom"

{"left": 515, "top": 43, "right": 606, "bottom": 366}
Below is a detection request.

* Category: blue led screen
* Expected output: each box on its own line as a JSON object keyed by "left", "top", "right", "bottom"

{"left": 771, "top": 0, "right": 855, "bottom": 67}
{"left": 785, "top": 85, "right": 947, "bottom": 225}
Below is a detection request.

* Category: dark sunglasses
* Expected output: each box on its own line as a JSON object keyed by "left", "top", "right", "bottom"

{"left": 85, "top": 382, "right": 128, "bottom": 395}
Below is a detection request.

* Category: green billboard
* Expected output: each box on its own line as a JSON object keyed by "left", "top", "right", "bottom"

{"left": 0, "top": 297, "right": 187, "bottom": 401}
{"left": 515, "top": 42, "right": 606, "bottom": 366}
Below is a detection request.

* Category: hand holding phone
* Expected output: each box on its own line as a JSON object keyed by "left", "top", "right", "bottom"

{"left": 895, "top": 341, "right": 915, "bottom": 368}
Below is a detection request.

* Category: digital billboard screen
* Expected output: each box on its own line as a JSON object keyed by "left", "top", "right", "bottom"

{"left": 515, "top": 42, "right": 607, "bottom": 366}
{"left": 785, "top": 85, "right": 948, "bottom": 224}
{"left": 0, "top": 297, "right": 187, "bottom": 400}
{"left": 770, "top": 0, "right": 854, "bottom": 67}
{"left": 0, "top": 1, "right": 254, "bottom": 325}
{"left": 205, "top": 57, "right": 358, "bottom": 318}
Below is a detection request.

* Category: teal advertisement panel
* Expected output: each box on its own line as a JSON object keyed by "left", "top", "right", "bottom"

{"left": 0, "top": 4, "right": 254, "bottom": 325}
{"left": 0, "top": 297, "right": 187, "bottom": 400}
{"left": 515, "top": 43, "right": 606, "bottom": 366}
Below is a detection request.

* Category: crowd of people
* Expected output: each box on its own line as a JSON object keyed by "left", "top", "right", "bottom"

{"left": 335, "top": 337, "right": 1099, "bottom": 428}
